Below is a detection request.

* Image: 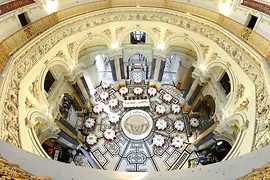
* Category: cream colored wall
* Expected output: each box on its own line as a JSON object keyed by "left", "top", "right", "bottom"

{"left": 0, "top": 6, "right": 269, "bottom": 159}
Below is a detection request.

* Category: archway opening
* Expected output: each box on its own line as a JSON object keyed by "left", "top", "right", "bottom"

{"left": 127, "top": 53, "right": 148, "bottom": 82}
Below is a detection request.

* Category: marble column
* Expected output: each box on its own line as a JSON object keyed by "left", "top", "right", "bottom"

{"left": 187, "top": 84, "right": 203, "bottom": 106}
{"left": 150, "top": 58, "right": 156, "bottom": 79}
{"left": 73, "top": 77, "right": 91, "bottom": 109}
{"left": 176, "top": 66, "right": 194, "bottom": 90}
{"left": 158, "top": 59, "right": 166, "bottom": 82}
{"left": 109, "top": 59, "right": 117, "bottom": 81}
{"left": 119, "top": 58, "right": 125, "bottom": 79}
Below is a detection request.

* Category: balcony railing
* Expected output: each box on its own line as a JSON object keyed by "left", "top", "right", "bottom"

{"left": 0, "top": 0, "right": 269, "bottom": 74}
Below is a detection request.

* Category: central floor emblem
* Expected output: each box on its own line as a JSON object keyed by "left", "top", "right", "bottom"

{"left": 121, "top": 109, "right": 153, "bottom": 140}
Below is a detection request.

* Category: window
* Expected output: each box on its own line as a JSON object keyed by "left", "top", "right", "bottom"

{"left": 246, "top": 14, "right": 258, "bottom": 30}
{"left": 18, "top": 12, "right": 31, "bottom": 27}
{"left": 220, "top": 72, "right": 231, "bottom": 95}
{"left": 44, "top": 71, "right": 55, "bottom": 93}
{"left": 130, "top": 31, "right": 146, "bottom": 44}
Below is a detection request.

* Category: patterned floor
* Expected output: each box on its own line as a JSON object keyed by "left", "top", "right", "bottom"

{"left": 86, "top": 84, "right": 199, "bottom": 171}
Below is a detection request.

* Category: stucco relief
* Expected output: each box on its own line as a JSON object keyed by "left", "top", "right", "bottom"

{"left": 234, "top": 83, "right": 245, "bottom": 104}
{"left": 115, "top": 27, "right": 125, "bottom": 38}
{"left": 0, "top": 8, "right": 269, "bottom": 149}
{"left": 29, "top": 77, "right": 40, "bottom": 101}
{"left": 103, "top": 29, "right": 112, "bottom": 39}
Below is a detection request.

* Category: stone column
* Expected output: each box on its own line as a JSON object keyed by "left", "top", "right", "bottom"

{"left": 158, "top": 58, "right": 166, "bottom": 82}
{"left": 72, "top": 77, "right": 91, "bottom": 110}
{"left": 119, "top": 58, "right": 125, "bottom": 79}
{"left": 183, "top": 77, "right": 200, "bottom": 112}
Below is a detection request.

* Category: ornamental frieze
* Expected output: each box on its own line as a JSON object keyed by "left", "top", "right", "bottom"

{"left": 0, "top": 8, "right": 269, "bottom": 149}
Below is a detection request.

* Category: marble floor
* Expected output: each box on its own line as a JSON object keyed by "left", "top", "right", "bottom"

{"left": 85, "top": 84, "right": 200, "bottom": 172}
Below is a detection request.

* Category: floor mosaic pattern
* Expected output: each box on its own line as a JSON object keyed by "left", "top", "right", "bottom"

{"left": 86, "top": 84, "right": 199, "bottom": 171}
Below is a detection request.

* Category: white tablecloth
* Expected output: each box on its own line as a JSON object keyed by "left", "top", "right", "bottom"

{"left": 153, "top": 135, "right": 165, "bottom": 147}
{"left": 84, "top": 118, "right": 95, "bottom": 128}
{"left": 86, "top": 133, "right": 97, "bottom": 145}
{"left": 156, "top": 119, "right": 167, "bottom": 130}
{"left": 133, "top": 87, "right": 143, "bottom": 95}
{"left": 190, "top": 118, "right": 199, "bottom": 127}
{"left": 109, "top": 99, "right": 118, "bottom": 108}
{"left": 103, "top": 129, "right": 116, "bottom": 140}
{"left": 174, "top": 120, "right": 185, "bottom": 131}
{"left": 171, "top": 104, "right": 181, "bottom": 114}
{"left": 100, "top": 92, "right": 109, "bottom": 101}
{"left": 171, "top": 136, "right": 185, "bottom": 148}
{"left": 134, "top": 79, "right": 142, "bottom": 84}
{"left": 148, "top": 88, "right": 157, "bottom": 96}
{"left": 155, "top": 104, "right": 166, "bottom": 114}
{"left": 119, "top": 87, "right": 128, "bottom": 95}
{"left": 163, "top": 93, "right": 172, "bottom": 102}
{"left": 102, "top": 82, "right": 110, "bottom": 89}
{"left": 108, "top": 114, "right": 120, "bottom": 123}
{"left": 123, "top": 99, "right": 150, "bottom": 108}
{"left": 93, "top": 104, "right": 103, "bottom": 114}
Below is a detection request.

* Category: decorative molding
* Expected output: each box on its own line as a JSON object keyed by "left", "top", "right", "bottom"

{"left": 103, "top": 29, "right": 112, "bottom": 39}
{"left": 0, "top": 156, "right": 50, "bottom": 179}
{"left": 164, "top": 29, "right": 174, "bottom": 41}
{"left": 234, "top": 83, "right": 245, "bottom": 104}
{"left": 25, "top": 97, "right": 33, "bottom": 110}
{"left": 115, "top": 27, "right": 125, "bottom": 38}
{"left": 200, "top": 43, "right": 209, "bottom": 58}
{"left": 29, "top": 77, "right": 40, "bottom": 102}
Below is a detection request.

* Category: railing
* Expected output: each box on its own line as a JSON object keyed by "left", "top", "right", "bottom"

{"left": 0, "top": 0, "right": 269, "bottom": 74}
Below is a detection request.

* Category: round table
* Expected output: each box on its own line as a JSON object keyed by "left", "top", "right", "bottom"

{"left": 93, "top": 104, "right": 103, "bottom": 114}
{"left": 155, "top": 104, "right": 166, "bottom": 114}
{"left": 86, "top": 133, "right": 97, "bottom": 145}
{"left": 119, "top": 87, "right": 128, "bottom": 96}
{"left": 84, "top": 118, "right": 95, "bottom": 128}
{"left": 103, "top": 129, "right": 116, "bottom": 141}
{"left": 148, "top": 88, "right": 157, "bottom": 97}
{"left": 163, "top": 93, "right": 172, "bottom": 102}
{"left": 153, "top": 134, "right": 165, "bottom": 147}
{"left": 108, "top": 114, "right": 120, "bottom": 123}
{"left": 190, "top": 118, "right": 199, "bottom": 127}
{"left": 133, "top": 87, "right": 143, "bottom": 95}
{"left": 174, "top": 120, "right": 185, "bottom": 131}
{"left": 100, "top": 92, "right": 109, "bottom": 101}
{"left": 109, "top": 99, "right": 118, "bottom": 108}
{"left": 102, "top": 82, "right": 110, "bottom": 89}
{"left": 171, "top": 104, "right": 181, "bottom": 114}
{"left": 171, "top": 136, "right": 185, "bottom": 148}
{"left": 156, "top": 119, "right": 167, "bottom": 130}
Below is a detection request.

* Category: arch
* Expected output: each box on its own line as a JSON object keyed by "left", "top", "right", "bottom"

{"left": 225, "top": 112, "right": 248, "bottom": 131}
{"left": 165, "top": 35, "right": 201, "bottom": 65}
{"left": 25, "top": 109, "right": 48, "bottom": 128}
{"left": 118, "top": 27, "right": 158, "bottom": 47}
{"left": 205, "top": 61, "right": 236, "bottom": 108}
{"left": 39, "top": 59, "right": 70, "bottom": 106}
{"left": 74, "top": 34, "right": 111, "bottom": 64}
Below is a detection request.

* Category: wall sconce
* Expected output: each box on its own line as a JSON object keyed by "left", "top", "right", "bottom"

{"left": 219, "top": 0, "right": 233, "bottom": 16}
{"left": 111, "top": 43, "right": 118, "bottom": 49}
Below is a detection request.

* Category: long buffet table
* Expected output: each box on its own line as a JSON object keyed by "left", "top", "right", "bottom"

{"left": 123, "top": 99, "right": 150, "bottom": 108}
